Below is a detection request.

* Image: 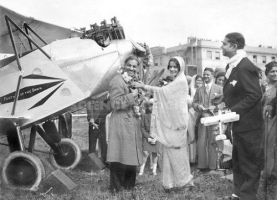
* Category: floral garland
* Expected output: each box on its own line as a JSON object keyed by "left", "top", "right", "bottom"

{"left": 137, "top": 43, "right": 153, "bottom": 69}
{"left": 121, "top": 70, "right": 144, "bottom": 117}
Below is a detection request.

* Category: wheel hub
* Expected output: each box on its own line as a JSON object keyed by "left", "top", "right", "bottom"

{"left": 54, "top": 143, "right": 76, "bottom": 167}
{"left": 6, "top": 157, "right": 38, "bottom": 187}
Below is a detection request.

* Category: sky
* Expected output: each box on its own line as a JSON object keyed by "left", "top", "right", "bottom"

{"left": 0, "top": 0, "right": 277, "bottom": 49}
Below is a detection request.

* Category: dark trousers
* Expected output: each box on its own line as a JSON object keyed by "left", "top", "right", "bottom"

{"left": 110, "top": 162, "right": 137, "bottom": 192}
{"left": 88, "top": 125, "right": 99, "bottom": 153}
{"left": 98, "top": 120, "right": 107, "bottom": 162}
{"left": 232, "top": 128, "right": 263, "bottom": 200}
{"left": 88, "top": 119, "right": 107, "bottom": 162}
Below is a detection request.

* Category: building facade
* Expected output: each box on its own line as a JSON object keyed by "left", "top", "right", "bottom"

{"left": 151, "top": 37, "right": 277, "bottom": 77}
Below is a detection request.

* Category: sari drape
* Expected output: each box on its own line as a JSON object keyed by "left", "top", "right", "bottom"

{"left": 145, "top": 56, "right": 193, "bottom": 189}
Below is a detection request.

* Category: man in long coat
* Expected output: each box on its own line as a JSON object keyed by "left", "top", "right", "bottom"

{"left": 107, "top": 55, "right": 142, "bottom": 192}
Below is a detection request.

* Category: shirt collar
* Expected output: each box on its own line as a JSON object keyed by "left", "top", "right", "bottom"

{"left": 205, "top": 82, "right": 213, "bottom": 88}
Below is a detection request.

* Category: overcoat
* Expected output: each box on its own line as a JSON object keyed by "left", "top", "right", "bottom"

{"left": 106, "top": 74, "right": 142, "bottom": 165}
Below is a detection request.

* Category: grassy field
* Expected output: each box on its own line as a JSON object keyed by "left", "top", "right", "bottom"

{"left": 0, "top": 162, "right": 232, "bottom": 200}
{"left": 0, "top": 156, "right": 276, "bottom": 200}
{"left": 0, "top": 117, "right": 276, "bottom": 199}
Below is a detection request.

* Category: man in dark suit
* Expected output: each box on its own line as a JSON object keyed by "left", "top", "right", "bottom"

{"left": 87, "top": 93, "right": 111, "bottom": 163}
{"left": 222, "top": 32, "right": 263, "bottom": 200}
{"left": 193, "top": 67, "right": 223, "bottom": 171}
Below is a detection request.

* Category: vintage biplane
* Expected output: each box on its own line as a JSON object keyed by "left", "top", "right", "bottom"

{"left": 0, "top": 5, "right": 146, "bottom": 191}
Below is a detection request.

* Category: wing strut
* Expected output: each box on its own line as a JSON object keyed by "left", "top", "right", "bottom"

{"left": 23, "top": 22, "right": 48, "bottom": 49}
{"left": 5, "top": 15, "right": 51, "bottom": 59}
{"left": 5, "top": 15, "right": 52, "bottom": 115}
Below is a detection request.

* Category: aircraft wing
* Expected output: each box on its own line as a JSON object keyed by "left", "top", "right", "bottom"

{"left": 0, "top": 5, "right": 81, "bottom": 54}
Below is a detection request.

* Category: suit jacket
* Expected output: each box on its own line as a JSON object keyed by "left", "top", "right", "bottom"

{"left": 192, "top": 82, "right": 223, "bottom": 115}
{"left": 106, "top": 74, "right": 142, "bottom": 165}
{"left": 223, "top": 57, "right": 263, "bottom": 133}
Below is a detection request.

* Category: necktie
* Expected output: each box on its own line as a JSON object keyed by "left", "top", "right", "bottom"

{"left": 206, "top": 85, "right": 210, "bottom": 94}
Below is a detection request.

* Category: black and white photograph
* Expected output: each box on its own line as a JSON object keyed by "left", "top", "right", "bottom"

{"left": 0, "top": 0, "right": 276, "bottom": 199}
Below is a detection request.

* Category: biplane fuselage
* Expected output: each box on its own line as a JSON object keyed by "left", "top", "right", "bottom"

{"left": 0, "top": 38, "right": 135, "bottom": 131}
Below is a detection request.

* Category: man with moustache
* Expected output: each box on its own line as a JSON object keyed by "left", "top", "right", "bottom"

{"left": 107, "top": 55, "right": 142, "bottom": 192}
{"left": 193, "top": 67, "right": 223, "bottom": 171}
{"left": 221, "top": 32, "right": 263, "bottom": 200}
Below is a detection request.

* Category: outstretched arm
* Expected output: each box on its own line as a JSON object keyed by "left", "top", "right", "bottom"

{"left": 133, "top": 81, "right": 162, "bottom": 92}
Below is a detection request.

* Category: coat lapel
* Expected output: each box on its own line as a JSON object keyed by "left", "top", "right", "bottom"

{"left": 210, "top": 83, "right": 216, "bottom": 97}
{"left": 200, "top": 85, "right": 205, "bottom": 99}
{"left": 223, "top": 64, "right": 240, "bottom": 98}
{"left": 208, "top": 83, "right": 217, "bottom": 105}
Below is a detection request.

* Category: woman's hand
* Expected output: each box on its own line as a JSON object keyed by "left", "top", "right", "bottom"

{"left": 132, "top": 81, "right": 145, "bottom": 89}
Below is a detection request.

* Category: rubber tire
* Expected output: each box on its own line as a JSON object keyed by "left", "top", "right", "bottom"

{"left": 2, "top": 151, "right": 45, "bottom": 191}
{"left": 49, "top": 138, "right": 81, "bottom": 170}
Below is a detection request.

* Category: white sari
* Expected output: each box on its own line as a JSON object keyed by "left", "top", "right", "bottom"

{"left": 145, "top": 56, "right": 193, "bottom": 189}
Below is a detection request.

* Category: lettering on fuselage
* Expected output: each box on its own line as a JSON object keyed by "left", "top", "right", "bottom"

{"left": 0, "top": 74, "right": 65, "bottom": 110}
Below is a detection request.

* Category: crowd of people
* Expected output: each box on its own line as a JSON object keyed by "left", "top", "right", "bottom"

{"left": 87, "top": 32, "right": 277, "bottom": 200}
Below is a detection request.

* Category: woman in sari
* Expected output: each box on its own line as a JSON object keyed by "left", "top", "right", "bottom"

{"left": 134, "top": 56, "right": 193, "bottom": 190}
{"left": 262, "top": 61, "right": 277, "bottom": 179}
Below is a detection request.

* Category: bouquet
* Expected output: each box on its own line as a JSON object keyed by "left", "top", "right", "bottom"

{"left": 121, "top": 70, "right": 144, "bottom": 117}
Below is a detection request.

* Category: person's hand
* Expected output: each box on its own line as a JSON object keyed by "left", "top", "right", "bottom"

{"left": 148, "top": 137, "right": 156, "bottom": 145}
{"left": 211, "top": 93, "right": 224, "bottom": 105}
{"left": 89, "top": 118, "right": 99, "bottom": 129}
{"left": 132, "top": 81, "right": 145, "bottom": 89}
{"left": 209, "top": 105, "right": 216, "bottom": 111}
{"left": 147, "top": 137, "right": 153, "bottom": 143}
{"left": 263, "top": 105, "right": 273, "bottom": 119}
{"left": 131, "top": 88, "right": 138, "bottom": 97}
{"left": 217, "top": 102, "right": 225, "bottom": 110}
{"left": 212, "top": 93, "right": 223, "bottom": 99}
{"left": 198, "top": 105, "right": 206, "bottom": 111}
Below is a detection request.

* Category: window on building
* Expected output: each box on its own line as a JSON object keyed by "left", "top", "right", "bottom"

{"left": 207, "top": 51, "right": 212, "bottom": 59}
{"left": 154, "top": 59, "right": 158, "bottom": 66}
{"left": 253, "top": 55, "right": 257, "bottom": 63}
{"left": 262, "top": 56, "right": 266, "bottom": 63}
{"left": 193, "top": 48, "right": 196, "bottom": 59}
{"left": 272, "top": 56, "right": 275, "bottom": 62}
{"left": 215, "top": 52, "right": 220, "bottom": 60}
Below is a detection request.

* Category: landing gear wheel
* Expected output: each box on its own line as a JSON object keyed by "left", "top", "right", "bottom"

{"left": 2, "top": 151, "right": 45, "bottom": 191}
{"left": 49, "top": 138, "right": 81, "bottom": 170}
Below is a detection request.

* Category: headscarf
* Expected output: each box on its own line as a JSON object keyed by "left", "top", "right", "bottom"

{"left": 190, "top": 75, "right": 197, "bottom": 100}
{"left": 150, "top": 56, "right": 189, "bottom": 148}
